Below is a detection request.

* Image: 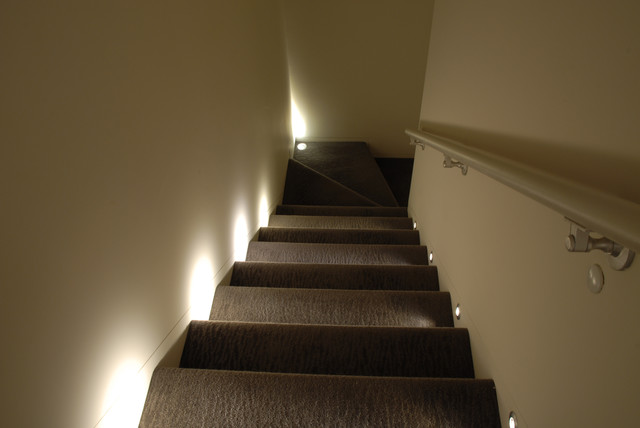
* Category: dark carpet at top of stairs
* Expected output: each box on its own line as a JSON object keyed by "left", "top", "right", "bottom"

{"left": 268, "top": 214, "right": 414, "bottom": 229}
{"left": 282, "top": 159, "right": 379, "bottom": 206}
{"left": 293, "top": 141, "right": 398, "bottom": 207}
{"left": 210, "top": 286, "right": 454, "bottom": 327}
{"left": 180, "top": 321, "right": 474, "bottom": 378}
{"left": 257, "top": 227, "right": 420, "bottom": 245}
{"left": 275, "top": 204, "right": 408, "bottom": 217}
{"left": 230, "top": 261, "right": 440, "bottom": 291}
{"left": 140, "top": 368, "right": 501, "bottom": 428}
{"left": 246, "top": 241, "right": 429, "bottom": 265}
{"left": 375, "top": 157, "right": 414, "bottom": 207}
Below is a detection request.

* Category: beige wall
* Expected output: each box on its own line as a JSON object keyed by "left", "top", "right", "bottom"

{"left": 420, "top": 0, "right": 640, "bottom": 203}
{"left": 0, "top": 1, "right": 291, "bottom": 427}
{"left": 410, "top": 1, "right": 640, "bottom": 426}
{"left": 283, "top": 0, "right": 433, "bottom": 157}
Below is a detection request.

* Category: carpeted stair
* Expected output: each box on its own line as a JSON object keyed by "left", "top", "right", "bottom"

{"left": 290, "top": 141, "right": 399, "bottom": 206}
{"left": 140, "top": 141, "right": 501, "bottom": 427}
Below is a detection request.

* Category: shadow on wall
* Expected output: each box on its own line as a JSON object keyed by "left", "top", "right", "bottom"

{"left": 419, "top": 120, "right": 640, "bottom": 204}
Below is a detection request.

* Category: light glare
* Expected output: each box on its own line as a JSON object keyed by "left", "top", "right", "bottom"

{"left": 291, "top": 100, "right": 306, "bottom": 139}
{"left": 233, "top": 214, "right": 249, "bottom": 261}
{"left": 189, "top": 257, "right": 215, "bottom": 320}
{"left": 259, "top": 196, "right": 270, "bottom": 227}
{"left": 100, "top": 360, "right": 147, "bottom": 428}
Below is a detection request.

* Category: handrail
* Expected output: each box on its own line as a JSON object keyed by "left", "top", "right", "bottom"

{"left": 406, "top": 128, "right": 640, "bottom": 253}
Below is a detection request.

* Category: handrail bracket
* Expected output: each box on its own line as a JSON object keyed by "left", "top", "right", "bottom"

{"left": 565, "top": 220, "right": 635, "bottom": 271}
{"left": 443, "top": 155, "right": 468, "bottom": 176}
{"left": 410, "top": 138, "right": 425, "bottom": 150}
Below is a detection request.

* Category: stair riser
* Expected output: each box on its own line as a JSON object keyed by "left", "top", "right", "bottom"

{"left": 211, "top": 286, "right": 454, "bottom": 327}
{"left": 246, "top": 242, "right": 429, "bottom": 265}
{"left": 230, "top": 262, "right": 439, "bottom": 291}
{"left": 141, "top": 369, "right": 501, "bottom": 428}
{"left": 268, "top": 215, "right": 414, "bottom": 229}
{"left": 275, "top": 204, "right": 408, "bottom": 217}
{"left": 258, "top": 227, "right": 420, "bottom": 245}
{"left": 181, "top": 321, "right": 474, "bottom": 378}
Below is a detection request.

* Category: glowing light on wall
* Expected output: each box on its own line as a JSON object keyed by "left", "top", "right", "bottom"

{"left": 233, "top": 214, "right": 249, "bottom": 261}
{"left": 291, "top": 99, "right": 307, "bottom": 139}
{"left": 259, "top": 196, "right": 270, "bottom": 227}
{"left": 189, "top": 257, "right": 215, "bottom": 320}
{"left": 100, "top": 360, "right": 147, "bottom": 428}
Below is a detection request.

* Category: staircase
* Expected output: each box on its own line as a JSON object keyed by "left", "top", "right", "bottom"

{"left": 139, "top": 141, "right": 501, "bottom": 427}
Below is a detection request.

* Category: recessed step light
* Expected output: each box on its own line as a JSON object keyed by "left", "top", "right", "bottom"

{"left": 455, "top": 304, "right": 461, "bottom": 320}
{"left": 428, "top": 251, "right": 433, "bottom": 263}
{"left": 508, "top": 411, "right": 518, "bottom": 428}
{"left": 296, "top": 143, "right": 307, "bottom": 151}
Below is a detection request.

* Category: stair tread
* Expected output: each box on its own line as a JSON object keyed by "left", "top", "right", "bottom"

{"left": 276, "top": 204, "right": 408, "bottom": 217}
{"left": 268, "top": 214, "right": 414, "bottom": 229}
{"left": 293, "top": 141, "right": 398, "bottom": 206}
{"left": 246, "top": 241, "right": 429, "bottom": 265}
{"left": 210, "top": 286, "right": 453, "bottom": 327}
{"left": 230, "top": 261, "right": 439, "bottom": 291}
{"left": 180, "top": 320, "right": 473, "bottom": 377}
{"left": 258, "top": 227, "right": 420, "bottom": 245}
{"left": 140, "top": 368, "right": 501, "bottom": 428}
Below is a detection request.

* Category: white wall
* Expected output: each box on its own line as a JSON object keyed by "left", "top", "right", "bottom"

{"left": 283, "top": 0, "right": 433, "bottom": 157}
{"left": 0, "top": 1, "right": 292, "bottom": 427}
{"left": 410, "top": 1, "right": 640, "bottom": 426}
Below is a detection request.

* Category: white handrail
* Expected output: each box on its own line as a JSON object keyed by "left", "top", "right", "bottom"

{"left": 406, "top": 128, "right": 640, "bottom": 252}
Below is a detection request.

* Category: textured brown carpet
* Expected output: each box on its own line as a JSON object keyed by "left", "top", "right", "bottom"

{"left": 140, "top": 141, "right": 500, "bottom": 427}
{"left": 268, "top": 214, "right": 414, "bottom": 229}
{"left": 230, "top": 261, "right": 440, "bottom": 290}
{"left": 180, "top": 321, "right": 474, "bottom": 377}
{"left": 275, "top": 204, "right": 408, "bottom": 217}
{"left": 246, "top": 241, "right": 429, "bottom": 265}
{"left": 141, "top": 369, "right": 500, "bottom": 428}
{"left": 282, "top": 159, "right": 379, "bottom": 206}
{"left": 210, "top": 286, "right": 454, "bottom": 327}
{"left": 293, "top": 141, "right": 398, "bottom": 206}
{"left": 257, "top": 227, "right": 420, "bottom": 245}
{"left": 375, "top": 157, "right": 415, "bottom": 207}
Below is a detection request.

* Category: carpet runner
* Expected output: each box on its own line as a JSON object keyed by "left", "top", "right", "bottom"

{"left": 140, "top": 141, "right": 500, "bottom": 427}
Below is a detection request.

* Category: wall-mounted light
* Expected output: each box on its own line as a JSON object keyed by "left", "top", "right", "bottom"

{"left": 508, "top": 411, "right": 518, "bottom": 428}
{"left": 455, "top": 303, "right": 461, "bottom": 320}
{"left": 296, "top": 143, "right": 307, "bottom": 151}
{"left": 428, "top": 251, "right": 433, "bottom": 263}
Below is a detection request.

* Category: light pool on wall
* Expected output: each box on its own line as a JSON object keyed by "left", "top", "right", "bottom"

{"left": 100, "top": 360, "right": 147, "bottom": 427}
{"left": 259, "top": 195, "right": 270, "bottom": 227}
{"left": 291, "top": 99, "right": 306, "bottom": 139}
{"left": 233, "top": 214, "right": 249, "bottom": 262}
{"left": 189, "top": 257, "right": 215, "bottom": 320}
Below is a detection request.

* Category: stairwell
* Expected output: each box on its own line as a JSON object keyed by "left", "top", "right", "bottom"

{"left": 139, "top": 141, "right": 501, "bottom": 427}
